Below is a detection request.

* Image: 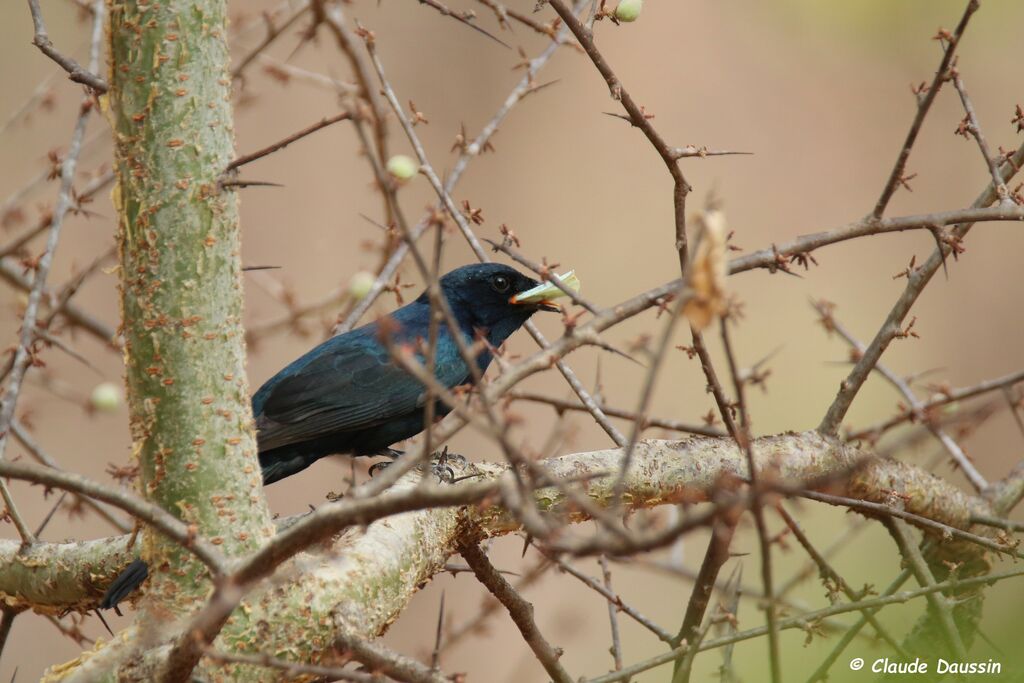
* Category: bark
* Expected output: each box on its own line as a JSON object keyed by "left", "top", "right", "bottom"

{"left": 1, "top": 433, "right": 996, "bottom": 680}
{"left": 105, "top": 0, "right": 273, "bottom": 665}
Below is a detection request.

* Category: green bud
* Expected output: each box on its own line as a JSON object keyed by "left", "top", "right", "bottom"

{"left": 90, "top": 382, "right": 122, "bottom": 413}
{"left": 386, "top": 154, "right": 419, "bottom": 182}
{"left": 348, "top": 271, "right": 377, "bottom": 300}
{"left": 615, "top": 0, "right": 643, "bottom": 22}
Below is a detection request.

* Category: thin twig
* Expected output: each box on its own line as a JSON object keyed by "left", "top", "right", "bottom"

{"left": 689, "top": 329, "right": 740, "bottom": 438}
{"left": 415, "top": 0, "right": 511, "bottom": 49}
{"left": 613, "top": 290, "right": 687, "bottom": 502}
{"left": 201, "top": 647, "right": 378, "bottom": 683}
{"left": 0, "top": 0, "right": 107, "bottom": 551}
{"left": 547, "top": 0, "right": 691, "bottom": 276}
{"left": 223, "top": 112, "right": 352, "bottom": 172}
{"left": 777, "top": 515, "right": 869, "bottom": 597}
{"left": 776, "top": 504, "right": 908, "bottom": 658}
{"left": 671, "top": 516, "right": 737, "bottom": 679}
{"left": 230, "top": 2, "right": 311, "bottom": 80}
{"left": 32, "top": 491, "right": 68, "bottom": 538}
{"left": 813, "top": 300, "right": 987, "bottom": 490}
{"left": 0, "top": 606, "right": 24, "bottom": 660}
{"left": 0, "top": 258, "right": 118, "bottom": 346}
{"left": 951, "top": 72, "right": 1011, "bottom": 202}
{"left": 800, "top": 490, "right": 1018, "bottom": 559}
{"left": 850, "top": 367, "right": 1024, "bottom": 440}
{"left": 871, "top": 0, "right": 979, "bottom": 218}
{"left": 443, "top": 557, "right": 552, "bottom": 652}
{"left": 883, "top": 517, "right": 967, "bottom": 659}
{"left": 969, "top": 513, "right": 1024, "bottom": 533}
{"left": 509, "top": 390, "right": 725, "bottom": 437}
{"left": 598, "top": 556, "right": 625, "bottom": 675}
{"left": 27, "top": 0, "right": 109, "bottom": 92}
{"left": 819, "top": 139, "right": 1024, "bottom": 435}
{"left": 430, "top": 591, "right": 445, "bottom": 672}
{"left": 459, "top": 541, "right": 574, "bottom": 683}
{"left": 316, "top": 1, "right": 393, "bottom": 223}
{"left": 719, "top": 320, "right": 781, "bottom": 683}
{"left": 0, "top": 480, "right": 34, "bottom": 550}
{"left": 334, "top": 632, "right": 456, "bottom": 683}
{"left": 587, "top": 564, "right": 1024, "bottom": 683}
{"left": 729, "top": 203, "right": 1024, "bottom": 277}
{"left": 11, "top": 420, "right": 129, "bottom": 533}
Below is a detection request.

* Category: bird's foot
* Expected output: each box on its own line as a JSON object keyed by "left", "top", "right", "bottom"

{"left": 423, "top": 447, "right": 469, "bottom": 483}
{"left": 428, "top": 462, "right": 455, "bottom": 483}
{"left": 433, "top": 446, "right": 467, "bottom": 468}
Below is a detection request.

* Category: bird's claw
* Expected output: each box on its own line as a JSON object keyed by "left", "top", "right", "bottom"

{"left": 368, "top": 461, "right": 391, "bottom": 478}
{"left": 368, "top": 447, "right": 466, "bottom": 483}
{"left": 428, "top": 446, "right": 467, "bottom": 482}
{"left": 429, "top": 463, "right": 456, "bottom": 483}
{"left": 438, "top": 451, "right": 467, "bottom": 467}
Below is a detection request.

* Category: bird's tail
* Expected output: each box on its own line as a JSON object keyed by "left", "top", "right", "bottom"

{"left": 99, "top": 558, "right": 149, "bottom": 615}
{"left": 258, "top": 445, "right": 323, "bottom": 485}
{"left": 100, "top": 448, "right": 328, "bottom": 612}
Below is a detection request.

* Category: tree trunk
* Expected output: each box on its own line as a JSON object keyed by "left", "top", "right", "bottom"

{"left": 107, "top": 0, "right": 272, "bottom": 644}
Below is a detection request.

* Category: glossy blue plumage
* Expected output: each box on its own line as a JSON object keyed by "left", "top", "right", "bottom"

{"left": 101, "top": 263, "right": 548, "bottom": 611}
{"left": 254, "top": 263, "right": 544, "bottom": 483}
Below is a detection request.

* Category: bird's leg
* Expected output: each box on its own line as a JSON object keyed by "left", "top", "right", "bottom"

{"left": 366, "top": 446, "right": 466, "bottom": 483}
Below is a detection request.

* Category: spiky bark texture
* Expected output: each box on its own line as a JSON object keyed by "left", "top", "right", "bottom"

{"left": 106, "top": 0, "right": 272, "bottom": 638}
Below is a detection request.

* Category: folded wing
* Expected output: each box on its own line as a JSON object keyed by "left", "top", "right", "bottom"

{"left": 255, "top": 334, "right": 469, "bottom": 452}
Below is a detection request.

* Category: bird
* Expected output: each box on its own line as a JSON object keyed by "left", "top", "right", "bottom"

{"left": 99, "top": 263, "right": 573, "bottom": 612}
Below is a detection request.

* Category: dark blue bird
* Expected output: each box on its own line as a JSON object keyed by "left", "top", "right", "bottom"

{"left": 255, "top": 263, "right": 561, "bottom": 484}
{"left": 100, "top": 263, "right": 567, "bottom": 612}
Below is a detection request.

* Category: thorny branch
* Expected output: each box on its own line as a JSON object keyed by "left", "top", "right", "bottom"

{"left": 818, "top": 139, "right": 1024, "bottom": 435}
{"left": 27, "top": 0, "right": 108, "bottom": 93}
{"left": 871, "top": 0, "right": 978, "bottom": 218}
{"left": 0, "top": 0, "right": 106, "bottom": 554}
{"left": 547, "top": 0, "right": 691, "bottom": 276}
{"left": 458, "top": 541, "right": 574, "bottom": 683}
{"left": 3, "top": 0, "right": 1024, "bottom": 681}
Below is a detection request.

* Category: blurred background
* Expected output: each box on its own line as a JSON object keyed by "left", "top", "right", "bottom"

{"left": 1, "top": 0, "right": 1023, "bottom": 680}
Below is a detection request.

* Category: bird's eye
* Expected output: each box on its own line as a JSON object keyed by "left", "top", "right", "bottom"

{"left": 492, "top": 275, "right": 510, "bottom": 293}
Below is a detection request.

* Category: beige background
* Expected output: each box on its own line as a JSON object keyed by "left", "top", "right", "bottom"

{"left": 1, "top": 0, "right": 1023, "bottom": 680}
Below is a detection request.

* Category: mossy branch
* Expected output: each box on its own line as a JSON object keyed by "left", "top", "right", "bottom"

{"left": 0, "top": 433, "right": 1001, "bottom": 679}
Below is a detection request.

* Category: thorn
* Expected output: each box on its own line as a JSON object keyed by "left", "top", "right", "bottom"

{"left": 94, "top": 609, "right": 114, "bottom": 637}
{"left": 219, "top": 179, "right": 284, "bottom": 189}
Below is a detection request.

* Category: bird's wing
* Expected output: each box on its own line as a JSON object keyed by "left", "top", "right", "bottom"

{"left": 256, "top": 339, "right": 468, "bottom": 452}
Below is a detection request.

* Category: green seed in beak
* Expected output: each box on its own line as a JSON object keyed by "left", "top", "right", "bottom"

{"left": 510, "top": 270, "right": 580, "bottom": 308}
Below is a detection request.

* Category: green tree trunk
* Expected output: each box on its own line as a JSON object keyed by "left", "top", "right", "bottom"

{"left": 107, "top": 0, "right": 273, "bottom": 631}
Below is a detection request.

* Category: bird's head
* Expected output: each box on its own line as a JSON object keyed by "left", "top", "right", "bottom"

{"left": 424, "top": 263, "right": 576, "bottom": 346}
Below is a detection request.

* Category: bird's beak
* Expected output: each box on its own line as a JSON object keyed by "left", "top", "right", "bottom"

{"left": 510, "top": 270, "right": 580, "bottom": 312}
